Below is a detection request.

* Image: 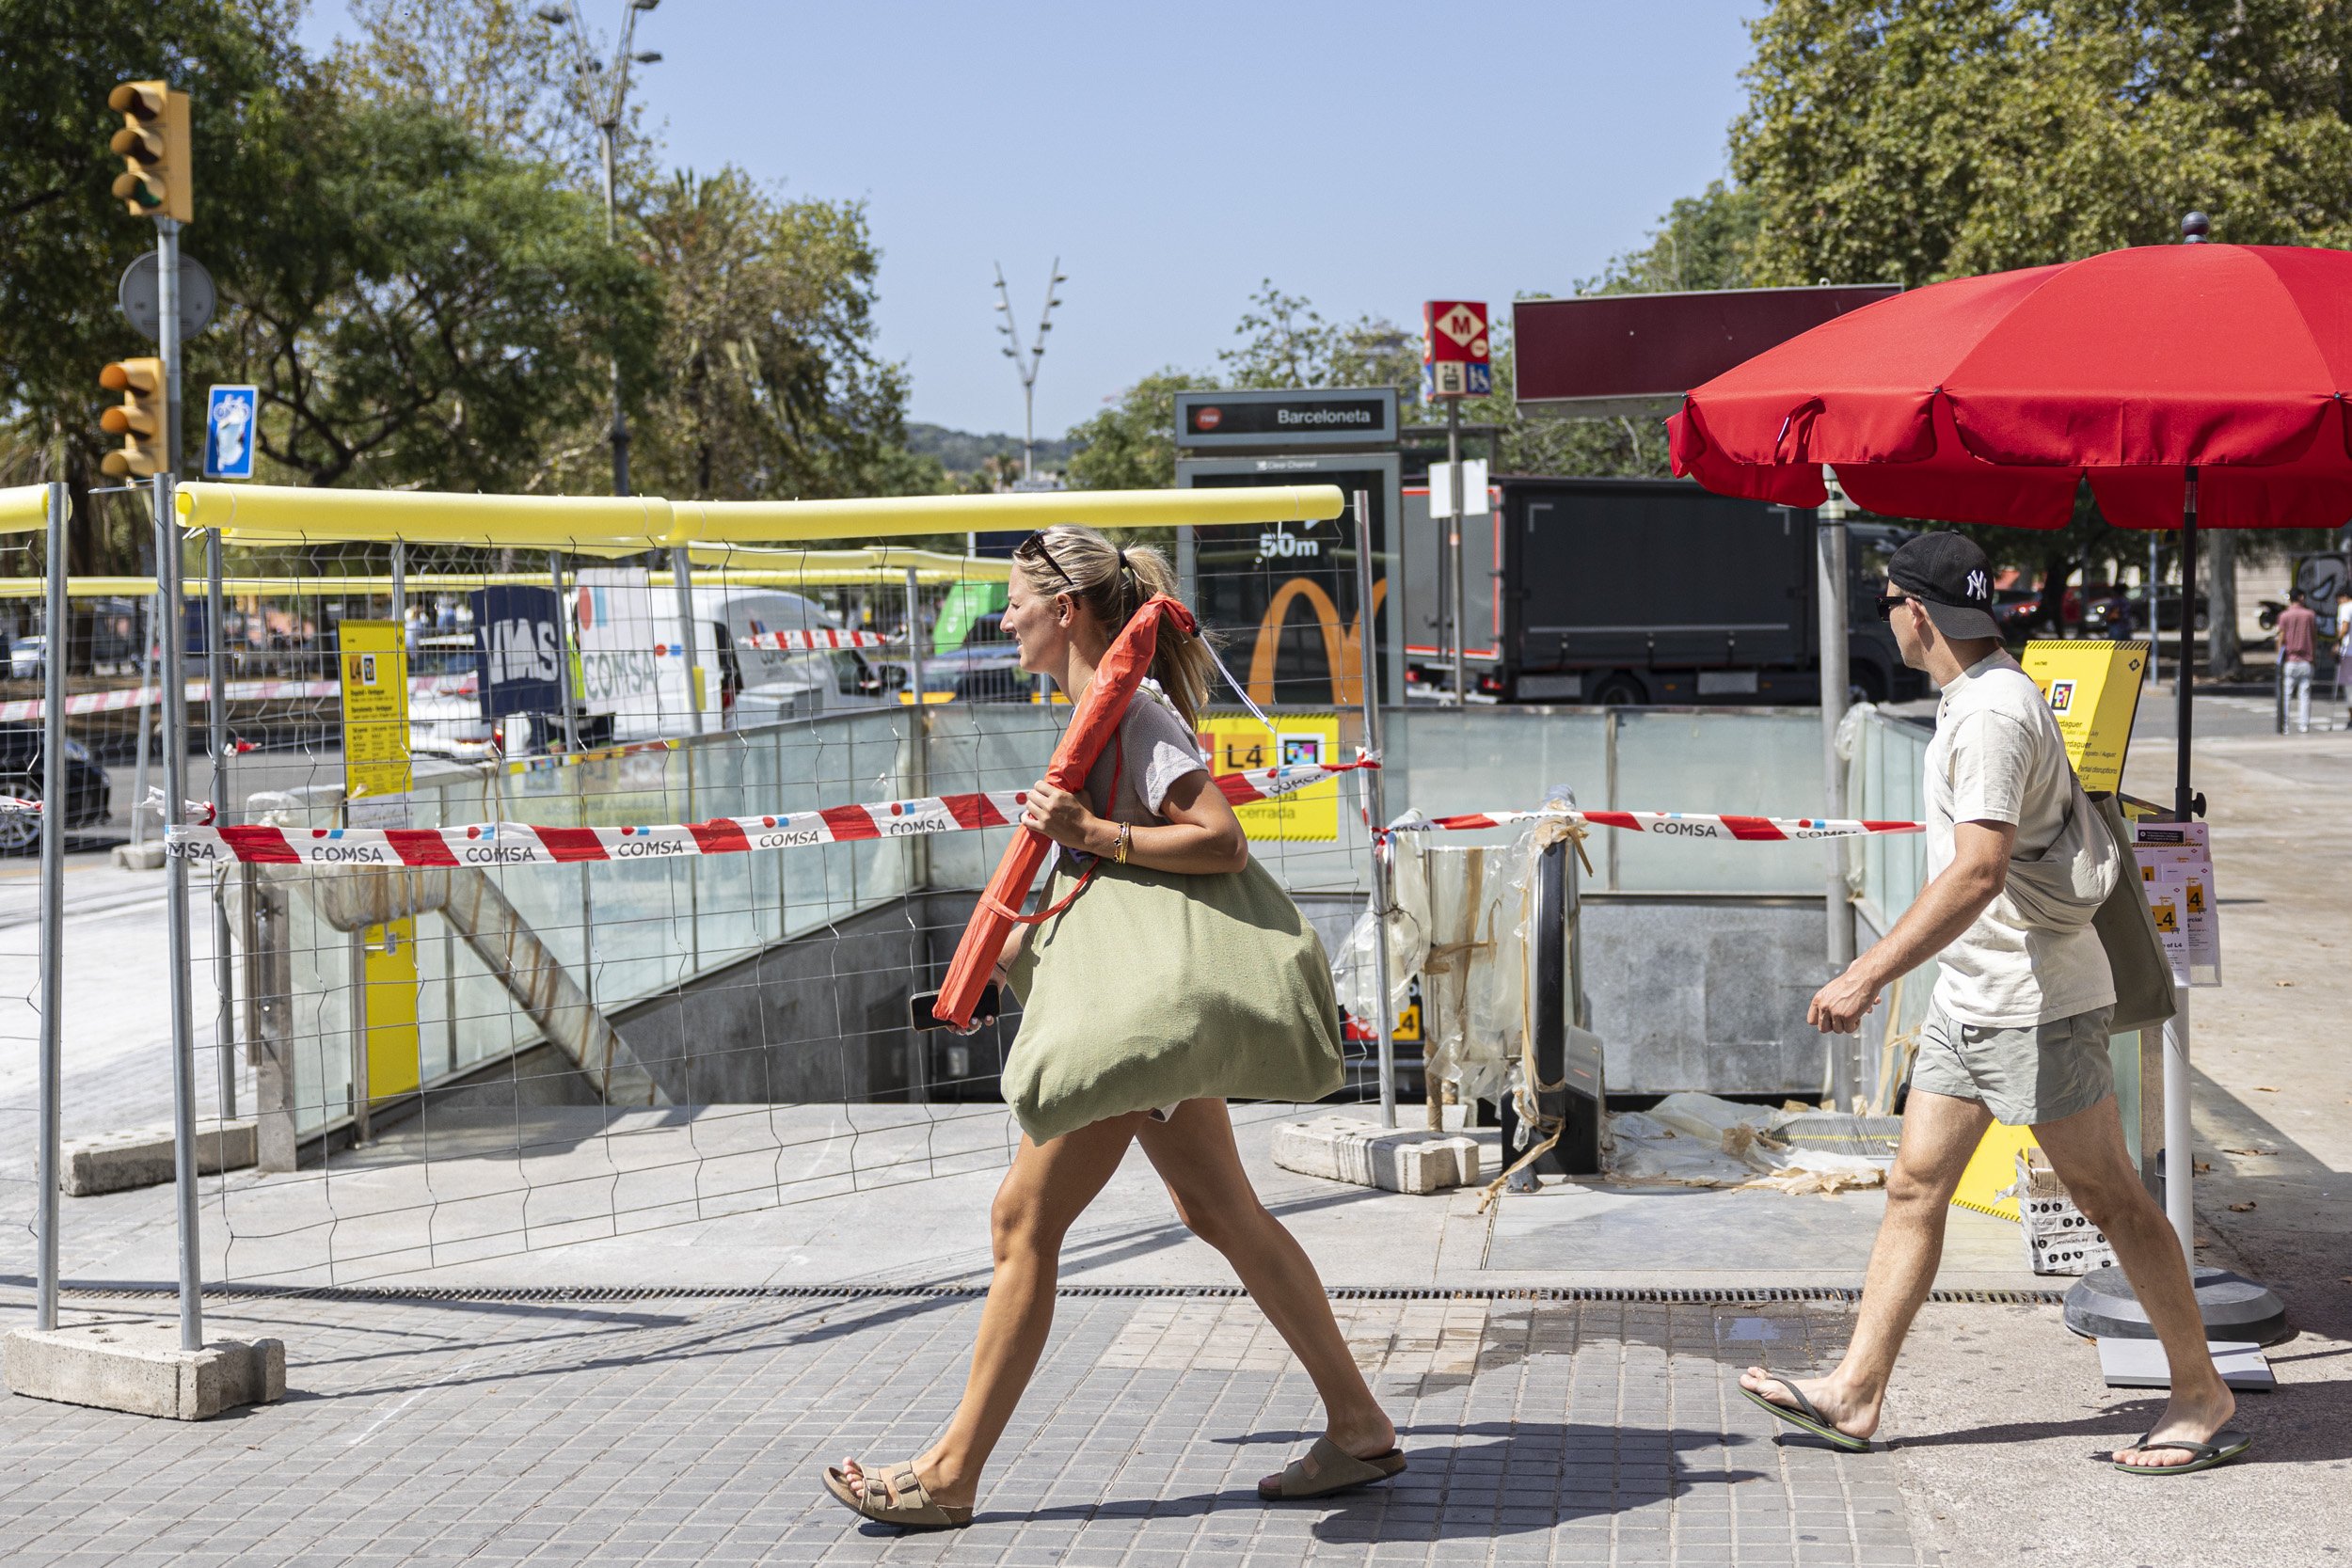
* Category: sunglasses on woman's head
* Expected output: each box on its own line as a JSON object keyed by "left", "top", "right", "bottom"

{"left": 1014, "top": 531, "right": 1077, "bottom": 590}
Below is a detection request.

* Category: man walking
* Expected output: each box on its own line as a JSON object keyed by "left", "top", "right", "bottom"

{"left": 1739, "top": 532, "right": 2248, "bottom": 1475}
{"left": 2276, "top": 588, "right": 2317, "bottom": 733}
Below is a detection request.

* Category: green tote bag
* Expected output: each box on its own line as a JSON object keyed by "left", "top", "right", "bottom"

{"left": 1002, "top": 856, "right": 1345, "bottom": 1144}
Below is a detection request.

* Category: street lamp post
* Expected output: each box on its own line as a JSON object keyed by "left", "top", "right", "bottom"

{"left": 540, "top": 0, "right": 663, "bottom": 499}
{"left": 993, "top": 261, "right": 1065, "bottom": 483}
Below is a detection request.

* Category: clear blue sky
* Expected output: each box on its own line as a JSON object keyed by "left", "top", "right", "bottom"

{"left": 298, "top": 1, "right": 1766, "bottom": 440}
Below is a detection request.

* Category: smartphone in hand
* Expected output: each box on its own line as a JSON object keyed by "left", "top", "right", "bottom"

{"left": 910, "top": 982, "right": 1003, "bottom": 1032}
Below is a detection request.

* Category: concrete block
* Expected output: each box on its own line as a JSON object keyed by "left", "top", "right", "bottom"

{"left": 111, "top": 841, "right": 167, "bottom": 870}
{"left": 1273, "top": 1117, "right": 1485, "bottom": 1196}
{"left": 4, "top": 1321, "right": 285, "bottom": 1420}
{"left": 61, "top": 1118, "right": 257, "bottom": 1196}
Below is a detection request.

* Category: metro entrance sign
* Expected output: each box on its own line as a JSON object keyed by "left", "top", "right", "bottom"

{"left": 1422, "top": 299, "right": 1490, "bottom": 399}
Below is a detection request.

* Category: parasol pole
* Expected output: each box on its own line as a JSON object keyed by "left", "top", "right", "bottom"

{"left": 2162, "top": 467, "right": 2199, "bottom": 1259}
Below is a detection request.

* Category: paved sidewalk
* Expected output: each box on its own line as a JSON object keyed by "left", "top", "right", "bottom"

{"left": 0, "top": 1287, "right": 1920, "bottom": 1568}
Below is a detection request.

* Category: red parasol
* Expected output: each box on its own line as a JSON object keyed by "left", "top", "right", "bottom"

{"left": 932, "top": 594, "right": 1196, "bottom": 1030}
{"left": 1670, "top": 225, "right": 2352, "bottom": 820}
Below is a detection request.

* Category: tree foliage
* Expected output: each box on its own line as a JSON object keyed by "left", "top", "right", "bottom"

{"left": 1718, "top": 0, "right": 2352, "bottom": 656}
{"left": 0, "top": 0, "right": 930, "bottom": 575}
{"left": 214, "top": 97, "right": 660, "bottom": 493}
{"left": 626, "top": 169, "right": 922, "bottom": 500}
{"left": 1734, "top": 0, "right": 2352, "bottom": 289}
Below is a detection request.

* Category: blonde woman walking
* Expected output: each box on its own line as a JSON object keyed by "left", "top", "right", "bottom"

{"left": 823, "top": 525, "right": 1402, "bottom": 1530}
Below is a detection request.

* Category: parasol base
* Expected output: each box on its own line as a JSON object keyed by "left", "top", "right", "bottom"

{"left": 2062, "top": 1264, "right": 2288, "bottom": 1347}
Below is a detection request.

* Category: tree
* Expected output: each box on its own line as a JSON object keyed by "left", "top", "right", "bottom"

{"left": 0, "top": 0, "right": 311, "bottom": 570}
{"left": 1726, "top": 0, "right": 2352, "bottom": 667}
{"left": 1578, "top": 181, "right": 1762, "bottom": 295}
{"left": 209, "top": 96, "right": 660, "bottom": 494}
{"left": 0, "top": 0, "right": 665, "bottom": 573}
{"left": 1066, "top": 370, "right": 1195, "bottom": 492}
{"left": 1217, "top": 280, "right": 1418, "bottom": 393}
{"left": 625, "top": 169, "right": 922, "bottom": 500}
{"left": 338, "top": 0, "right": 636, "bottom": 193}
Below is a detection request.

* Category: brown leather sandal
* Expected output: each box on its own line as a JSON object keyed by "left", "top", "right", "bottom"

{"left": 1257, "top": 1435, "right": 1408, "bottom": 1500}
{"left": 821, "top": 1460, "right": 973, "bottom": 1530}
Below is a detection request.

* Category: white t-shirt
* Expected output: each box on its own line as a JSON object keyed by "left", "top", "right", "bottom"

{"left": 1081, "top": 678, "right": 1208, "bottom": 827}
{"left": 1924, "top": 652, "right": 2116, "bottom": 1028}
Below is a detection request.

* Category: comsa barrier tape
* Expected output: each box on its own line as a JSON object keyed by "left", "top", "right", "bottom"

{"left": 736, "top": 629, "right": 895, "bottom": 651}
{"left": 0, "top": 673, "right": 476, "bottom": 722}
{"left": 165, "top": 756, "right": 1378, "bottom": 867}
{"left": 1382, "top": 809, "right": 1921, "bottom": 842}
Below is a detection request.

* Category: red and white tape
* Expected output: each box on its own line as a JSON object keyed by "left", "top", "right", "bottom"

{"left": 0, "top": 673, "right": 476, "bottom": 723}
{"left": 0, "top": 797, "right": 40, "bottom": 816}
{"left": 737, "top": 628, "right": 896, "bottom": 651}
{"left": 1382, "top": 809, "right": 1921, "bottom": 842}
{"left": 165, "top": 756, "right": 1377, "bottom": 866}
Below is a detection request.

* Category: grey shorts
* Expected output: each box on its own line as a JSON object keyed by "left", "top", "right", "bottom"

{"left": 1909, "top": 1001, "right": 2116, "bottom": 1127}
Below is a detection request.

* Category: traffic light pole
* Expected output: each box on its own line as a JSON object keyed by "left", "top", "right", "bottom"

{"left": 157, "top": 217, "right": 182, "bottom": 473}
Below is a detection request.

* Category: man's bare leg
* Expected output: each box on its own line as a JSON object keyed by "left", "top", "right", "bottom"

{"left": 2029, "top": 1093, "right": 2235, "bottom": 1469}
{"left": 1740, "top": 1089, "right": 1991, "bottom": 1440}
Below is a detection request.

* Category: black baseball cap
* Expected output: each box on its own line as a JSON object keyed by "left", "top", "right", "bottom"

{"left": 1886, "top": 531, "right": 2000, "bottom": 640}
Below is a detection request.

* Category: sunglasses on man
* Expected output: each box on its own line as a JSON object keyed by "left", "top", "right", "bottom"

{"left": 1014, "top": 531, "right": 1077, "bottom": 591}
{"left": 1873, "top": 592, "right": 1915, "bottom": 622}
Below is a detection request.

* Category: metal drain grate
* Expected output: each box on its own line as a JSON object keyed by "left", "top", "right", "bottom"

{"left": 49, "top": 1280, "right": 2069, "bottom": 1307}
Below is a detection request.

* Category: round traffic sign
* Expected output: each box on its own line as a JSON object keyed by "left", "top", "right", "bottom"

{"left": 117, "top": 250, "right": 217, "bottom": 343}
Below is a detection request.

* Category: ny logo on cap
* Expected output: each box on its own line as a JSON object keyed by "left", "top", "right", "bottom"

{"left": 1966, "top": 569, "right": 1988, "bottom": 602}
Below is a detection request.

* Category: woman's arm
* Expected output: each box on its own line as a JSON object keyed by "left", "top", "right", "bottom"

{"left": 1019, "top": 768, "right": 1248, "bottom": 875}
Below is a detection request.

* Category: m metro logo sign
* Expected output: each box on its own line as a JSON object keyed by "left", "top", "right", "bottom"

{"left": 1423, "top": 300, "right": 1490, "bottom": 398}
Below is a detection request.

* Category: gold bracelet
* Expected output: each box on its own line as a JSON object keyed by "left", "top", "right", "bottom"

{"left": 1114, "top": 821, "right": 1132, "bottom": 863}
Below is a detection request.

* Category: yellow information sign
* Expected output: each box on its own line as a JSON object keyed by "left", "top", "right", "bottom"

{"left": 338, "top": 620, "right": 412, "bottom": 823}
{"left": 2021, "top": 640, "right": 2146, "bottom": 793}
{"left": 1196, "top": 710, "right": 1342, "bottom": 841}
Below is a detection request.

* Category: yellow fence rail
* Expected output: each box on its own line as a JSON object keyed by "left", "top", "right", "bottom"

{"left": 175, "top": 483, "right": 1347, "bottom": 548}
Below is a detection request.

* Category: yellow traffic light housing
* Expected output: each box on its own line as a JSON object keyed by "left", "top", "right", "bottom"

{"left": 99, "top": 357, "right": 168, "bottom": 479}
{"left": 108, "top": 80, "right": 191, "bottom": 223}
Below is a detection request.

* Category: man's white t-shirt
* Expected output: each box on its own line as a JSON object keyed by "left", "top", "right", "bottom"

{"left": 1924, "top": 652, "right": 2116, "bottom": 1028}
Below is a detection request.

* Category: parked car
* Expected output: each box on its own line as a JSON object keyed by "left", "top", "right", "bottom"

{"left": 0, "top": 723, "right": 112, "bottom": 852}
{"left": 8, "top": 636, "right": 44, "bottom": 680}
{"left": 2086, "top": 586, "right": 2207, "bottom": 635}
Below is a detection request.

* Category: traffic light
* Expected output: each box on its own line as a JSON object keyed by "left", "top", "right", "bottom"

{"left": 107, "top": 80, "right": 191, "bottom": 223}
{"left": 99, "top": 357, "right": 167, "bottom": 479}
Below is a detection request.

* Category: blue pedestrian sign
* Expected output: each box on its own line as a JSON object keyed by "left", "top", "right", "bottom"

{"left": 202, "top": 385, "right": 259, "bottom": 479}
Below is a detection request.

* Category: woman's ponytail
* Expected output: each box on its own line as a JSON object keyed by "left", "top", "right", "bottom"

{"left": 1010, "top": 526, "right": 1217, "bottom": 727}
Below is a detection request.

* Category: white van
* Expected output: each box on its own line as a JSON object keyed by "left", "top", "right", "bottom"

{"left": 576, "top": 571, "right": 901, "bottom": 742}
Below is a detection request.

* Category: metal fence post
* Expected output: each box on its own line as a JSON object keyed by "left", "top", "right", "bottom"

{"left": 904, "top": 566, "right": 930, "bottom": 893}
{"left": 129, "top": 593, "right": 154, "bottom": 848}
{"left": 548, "top": 551, "right": 580, "bottom": 753}
{"left": 208, "top": 527, "right": 234, "bottom": 1119}
{"left": 154, "top": 471, "right": 205, "bottom": 1352}
{"left": 1351, "top": 489, "right": 1398, "bottom": 1129}
{"left": 671, "top": 546, "right": 704, "bottom": 736}
{"left": 35, "top": 482, "right": 70, "bottom": 1332}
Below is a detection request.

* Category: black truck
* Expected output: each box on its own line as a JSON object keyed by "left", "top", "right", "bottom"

{"left": 1402, "top": 474, "right": 1925, "bottom": 706}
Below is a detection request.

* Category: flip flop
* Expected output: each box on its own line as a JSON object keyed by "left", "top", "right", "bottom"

{"left": 1257, "top": 1435, "right": 1408, "bottom": 1500}
{"left": 2110, "top": 1428, "right": 2253, "bottom": 1476}
{"left": 821, "top": 1460, "right": 972, "bottom": 1530}
{"left": 1739, "top": 1372, "right": 1871, "bottom": 1453}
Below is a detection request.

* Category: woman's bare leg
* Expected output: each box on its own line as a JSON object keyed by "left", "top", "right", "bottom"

{"left": 838, "top": 1112, "right": 1142, "bottom": 1511}
{"left": 1136, "top": 1101, "right": 1396, "bottom": 1483}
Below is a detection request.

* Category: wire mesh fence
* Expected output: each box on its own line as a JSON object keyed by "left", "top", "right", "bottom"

{"left": 148, "top": 515, "right": 1390, "bottom": 1286}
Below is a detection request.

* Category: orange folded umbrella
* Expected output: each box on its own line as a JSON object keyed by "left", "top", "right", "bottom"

{"left": 933, "top": 594, "right": 1196, "bottom": 1028}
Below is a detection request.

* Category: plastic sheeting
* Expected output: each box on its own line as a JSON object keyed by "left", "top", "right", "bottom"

{"left": 1606, "top": 1092, "right": 1891, "bottom": 1196}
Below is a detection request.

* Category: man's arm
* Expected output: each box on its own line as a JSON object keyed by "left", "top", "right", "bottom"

{"left": 1809, "top": 818, "right": 2017, "bottom": 1033}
